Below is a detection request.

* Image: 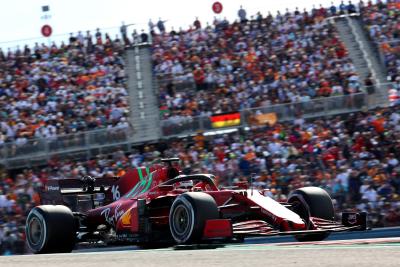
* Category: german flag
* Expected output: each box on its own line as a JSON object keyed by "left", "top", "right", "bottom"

{"left": 210, "top": 112, "right": 241, "bottom": 128}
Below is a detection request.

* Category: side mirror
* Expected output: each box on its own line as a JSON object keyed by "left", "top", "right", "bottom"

{"left": 158, "top": 185, "right": 174, "bottom": 192}
{"left": 233, "top": 181, "right": 248, "bottom": 189}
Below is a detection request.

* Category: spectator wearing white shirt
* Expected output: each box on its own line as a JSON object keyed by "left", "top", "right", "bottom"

{"left": 362, "top": 185, "right": 378, "bottom": 206}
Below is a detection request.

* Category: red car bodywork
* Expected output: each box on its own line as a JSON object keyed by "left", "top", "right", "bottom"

{"left": 39, "top": 160, "right": 365, "bottom": 245}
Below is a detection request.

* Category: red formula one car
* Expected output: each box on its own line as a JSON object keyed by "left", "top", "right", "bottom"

{"left": 25, "top": 158, "right": 367, "bottom": 253}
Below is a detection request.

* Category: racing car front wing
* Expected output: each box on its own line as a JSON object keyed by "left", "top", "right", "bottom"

{"left": 227, "top": 211, "right": 368, "bottom": 238}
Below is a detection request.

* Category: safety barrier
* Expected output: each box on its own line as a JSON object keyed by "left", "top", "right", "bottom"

{"left": 2, "top": 89, "right": 392, "bottom": 168}
{"left": 161, "top": 93, "right": 369, "bottom": 137}
{"left": 0, "top": 127, "right": 133, "bottom": 162}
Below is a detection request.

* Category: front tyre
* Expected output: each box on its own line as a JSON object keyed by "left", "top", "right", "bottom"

{"left": 26, "top": 205, "right": 76, "bottom": 253}
{"left": 288, "top": 187, "right": 335, "bottom": 242}
{"left": 169, "top": 192, "right": 219, "bottom": 244}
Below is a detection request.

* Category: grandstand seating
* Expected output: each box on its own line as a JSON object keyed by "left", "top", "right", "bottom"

{"left": 360, "top": 0, "right": 400, "bottom": 103}
{"left": 0, "top": 35, "right": 130, "bottom": 146}
{"left": 152, "top": 7, "right": 362, "bottom": 120}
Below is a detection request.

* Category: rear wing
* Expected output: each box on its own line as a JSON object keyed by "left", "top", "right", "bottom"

{"left": 40, "top": 177, "right": 120, "bottom": 211}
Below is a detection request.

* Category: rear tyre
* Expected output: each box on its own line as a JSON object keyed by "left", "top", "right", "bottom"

{"left": 169, "top": 192, "right": 219, "bottom": 244}
{"left": 26, "top": 205, "right": 76, "bottom": 253}
{"left": 288, "top": 187, "right": 334, "bottom": 242}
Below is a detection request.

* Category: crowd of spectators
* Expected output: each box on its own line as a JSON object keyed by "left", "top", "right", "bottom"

{"left": 153, "top": 4, "right": 362, "bottom": 120}
{"left": 0, "top": 30, "right": 130, "bottom": 149}
{"left": 361, "top": 0, "right": 400, "bottom": 80}
{"left": 360, "top": 0, "right": 400, "bottom": 102}
{"left": 2, "top": 0, "right": 400, "bottom": 255}
{"left": 2, "top": 104, "right": 400, "bottom": 254}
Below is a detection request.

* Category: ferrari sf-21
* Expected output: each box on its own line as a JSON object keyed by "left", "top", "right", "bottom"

{"left": 25, "top": 158, "right": 367, "bottom": 253}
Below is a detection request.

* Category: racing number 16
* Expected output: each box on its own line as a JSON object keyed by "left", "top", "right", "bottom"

{"left": 112, "top": 185, "right": 121, "bottom": 200}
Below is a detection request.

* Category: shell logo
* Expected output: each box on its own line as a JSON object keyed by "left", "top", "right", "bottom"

{"left": 120, "top": 209, "right": 131, "bottom": 225}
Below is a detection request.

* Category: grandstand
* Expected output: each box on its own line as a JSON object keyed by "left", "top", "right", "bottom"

{"left": 1, "top": 0, "right": 400, "bottom": 255}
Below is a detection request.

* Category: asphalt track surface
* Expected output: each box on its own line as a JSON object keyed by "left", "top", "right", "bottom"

{"left": 2, "top": 227, "right": 400, "bottom": 267}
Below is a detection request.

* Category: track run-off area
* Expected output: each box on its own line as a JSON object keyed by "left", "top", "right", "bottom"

{"left": 2, "top": 227, "right": 400, "bottom": 267}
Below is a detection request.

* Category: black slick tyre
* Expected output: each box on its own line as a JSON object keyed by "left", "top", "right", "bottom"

{"left": 25, "top": 205, "right": 76, "bottom": 253}
{"left": 288, "top": 186, "right": 335, "bottom": 242}
{"left": 169, "top": 192, "right": 219, "bottom": 244}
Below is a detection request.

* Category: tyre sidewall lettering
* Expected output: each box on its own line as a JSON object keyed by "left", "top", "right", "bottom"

{"left": 26, "top": 209, "right": 47, "bottom": 252}
{"left": 170, "top": 196, "right": 195, "bottom": 243}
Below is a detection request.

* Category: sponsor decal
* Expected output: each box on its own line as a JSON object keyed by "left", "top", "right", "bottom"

{"left": 45, "top": 185, "right": 59, "bottom": 191}
{"left": 120, "top": 209, "right": 132, "bottom": 226}
{"left": 112, "top": 185, "right": 121, "bottom": 201}
{"left": 101, "top": 203, "right": 125, "bottom": 226}
{"left": 249, "top": 112, "right": 277, "bottom": 126}
{"left": 347, "top": 214, "right": 357, "bottom": 225}
{"left": 124, "top": 167, "right": 153, "bottom": 199}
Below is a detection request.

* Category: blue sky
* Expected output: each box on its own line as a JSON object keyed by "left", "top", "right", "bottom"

{"left": 0, "top": 0, "right": 345, "bottom": 49}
